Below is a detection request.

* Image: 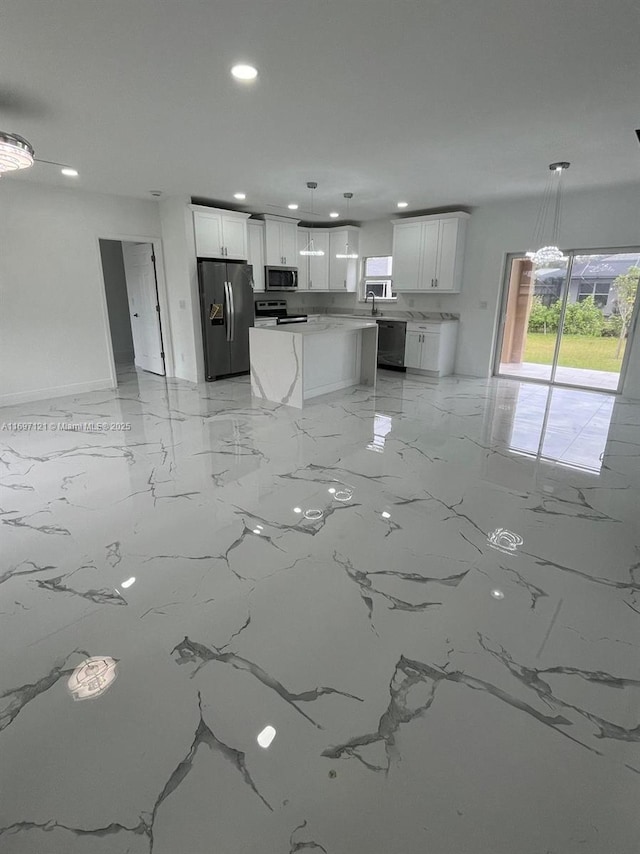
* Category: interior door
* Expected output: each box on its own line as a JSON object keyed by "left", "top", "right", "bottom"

{"left": 122, "top": 242, "right": 165, "bottom": 375}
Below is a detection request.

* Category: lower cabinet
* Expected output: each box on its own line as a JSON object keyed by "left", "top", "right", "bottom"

{"left": 404, "top": 321, "right": 458, "bottom": 376}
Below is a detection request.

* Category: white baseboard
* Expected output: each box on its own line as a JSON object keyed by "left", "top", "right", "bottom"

{"left": 0, "top": 378, "right": 115, "bottom": 408}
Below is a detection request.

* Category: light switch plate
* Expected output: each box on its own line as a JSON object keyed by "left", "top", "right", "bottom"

{"left": 479, "top": 300, "right": 488, "bottom": 310}
{"left": 179, "top": 299, "right": 186, "bottom": 309}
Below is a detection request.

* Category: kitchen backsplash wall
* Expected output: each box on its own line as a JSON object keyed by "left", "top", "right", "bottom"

{"left": 253, "top": 290, "right": 459, "bottom": 320}
{"left": 259, "top": 290, "right": 459, "bottom": 314}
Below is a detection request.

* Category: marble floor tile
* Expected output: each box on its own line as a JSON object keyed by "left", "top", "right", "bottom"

{"left": 1, "top": 369, "right": 639, "bottom": 853}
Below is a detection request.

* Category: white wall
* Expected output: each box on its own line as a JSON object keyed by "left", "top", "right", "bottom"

{"left": 0, "top": 180, "right": 162, "bottom": 405}
{"left": 158, "top": 196, "right": 203, "bottom": 384}
{"left": 99, "top": 239, "right": 134, "bottom": 364}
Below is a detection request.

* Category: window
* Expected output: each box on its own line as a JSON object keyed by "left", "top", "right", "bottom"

{"left": 361, "top": 256, "right": 395, "bottom": 301}
{"left": 577, "top": 280, "right": 611, "bottom": 309}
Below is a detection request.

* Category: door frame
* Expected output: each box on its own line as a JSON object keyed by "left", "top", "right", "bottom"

{"left": 493, "top": 245, "right": 640, "bottom": 395}
{"left": 96, "top": 233, "right": 174, "bottom": 387}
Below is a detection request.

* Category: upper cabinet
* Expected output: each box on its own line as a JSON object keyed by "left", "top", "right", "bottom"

{"left": 192, "top": 206, "right": 250, "bottom": 260}
{"left": 297, "top": 228, "right": 310, "bottom": 290}
{"left": 328, "top": 228, "right": 360, "bottom": 291}
{"left": 308, "top": 231, "right": 329, "bottom": 291}
{"left": 391, "top": 212, "right": 469, "bottom": 292}
{"left": 247, "top": 220, "right": 265, "bottom": 291}
{"left": 263, "top": 216, "right": 299, "bottom": 267}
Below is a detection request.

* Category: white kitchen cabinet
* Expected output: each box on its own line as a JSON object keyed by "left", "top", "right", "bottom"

{"left": 297, "top": 228, "right": 310, "bottom": 290}
{"left": 404, "top": 330, "right": 423, "bottom": 370}
{"left": 308, "top": 231, "right": 329, "bottom": 291}
{"left": 192, "top": 206, "right": 249, "bottom": 260}
{"left": 263, "top": 216, "right": 299, "bottom": 267}
{"left": 404, "top": 321, "right": 458, "bottom": 376}
{"left": 391, "top": 222, "right": 423, "bottom": 290}
{"left": 392, "top": 213, "right": 469, "bottom": 292}
{"left": 247, "top": 221, "right": 265, "bottom": 292}
{"left": 329, "top": 228, "right": 360, "bottom": 291}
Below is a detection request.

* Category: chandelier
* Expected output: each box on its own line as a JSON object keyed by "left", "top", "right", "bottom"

{"left": 299, "top": 182, "right": 325, "bottom": 256}
{"left": 526, "top": 162, "right": 570, "bottom": 267}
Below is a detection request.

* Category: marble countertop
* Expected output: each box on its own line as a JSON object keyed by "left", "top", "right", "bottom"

{"left": 251, "top": 318, "right": 378, "bottom": 336}
{"left": 329, "top": 313, "right": 459, "bottom": 323}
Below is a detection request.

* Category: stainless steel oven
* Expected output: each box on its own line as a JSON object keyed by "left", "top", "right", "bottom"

{"left": 265, "top": 266, "right": 298, "bottom": 291}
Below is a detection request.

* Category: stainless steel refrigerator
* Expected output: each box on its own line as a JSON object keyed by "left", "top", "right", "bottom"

{"left": 197, "top": 261, "right": 254, "bottom": 381}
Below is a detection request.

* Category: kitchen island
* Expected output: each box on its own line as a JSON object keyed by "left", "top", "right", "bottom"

{"left": 249, "top": 318, "right": 378, "bottom": 408}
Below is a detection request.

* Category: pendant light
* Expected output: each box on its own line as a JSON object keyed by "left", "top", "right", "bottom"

{"left": 526, "top": 162, "right": 570, "bottom": 267}
{"left": 335, "top": 193, "right": 359, "bottom": 259}
{"left": 299, "top": 182, "right": 325, "bottom": 256}
{"left": 0, "top": 132, "right": 34, "bottom": 173}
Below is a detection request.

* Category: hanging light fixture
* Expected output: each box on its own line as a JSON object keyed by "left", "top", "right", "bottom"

{"left": 299, "top": 182, "right": 325, "bottom": 256}
{"left": 0, "top": 132, "right": 35, "bottom": 174}
{"left": 526, "top": 162, "right": 570, "bottom": 267}
{"left": 335, "top": 193, "right": 359, "bottom": 259}
{"left": 0, "top": 130, "right": 79, "bottom": 178}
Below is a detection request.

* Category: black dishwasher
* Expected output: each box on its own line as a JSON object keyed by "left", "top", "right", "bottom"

{"left": 376, "top": 320, "right": 406, "bottom": 369}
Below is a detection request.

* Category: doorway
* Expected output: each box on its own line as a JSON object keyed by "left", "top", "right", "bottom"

{"left": 495, "top": 249, "right": 640, "bottom": 392}
{"left": 99, "top": 239, "right": 166, "bottom": 378}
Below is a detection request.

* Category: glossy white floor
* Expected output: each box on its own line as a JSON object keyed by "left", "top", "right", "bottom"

{"left": 1, "top": 367, "right": 640, "bottom": 854}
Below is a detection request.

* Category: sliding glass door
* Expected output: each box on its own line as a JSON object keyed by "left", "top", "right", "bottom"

{"left": 496, "top": 250, "right": 640, "bottom": 392}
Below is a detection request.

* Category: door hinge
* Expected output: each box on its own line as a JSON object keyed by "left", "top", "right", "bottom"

{"left": 161, "top": 351, "right": 165, "bottom": 358}
{"left": 151, "top": 253, "right": 156, "bottom": 262}
{"left": 155, "top": 304, "right": 160, "bottom": 312}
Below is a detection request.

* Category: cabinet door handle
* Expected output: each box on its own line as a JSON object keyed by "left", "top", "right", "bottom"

{"left": 435, "top": 278, "right": 438, "bottom": 287}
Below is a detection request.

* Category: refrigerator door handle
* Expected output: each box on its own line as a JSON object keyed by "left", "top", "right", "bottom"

{"left": 224, "top": 281, "right": 232, "bottom": 342}
{"left": 228, "top": 281, "right": 235, "bottom": 341}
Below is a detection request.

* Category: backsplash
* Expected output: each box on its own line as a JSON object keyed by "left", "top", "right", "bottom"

{"left": 254, "top": 291, "right": 459, "bottom": 321}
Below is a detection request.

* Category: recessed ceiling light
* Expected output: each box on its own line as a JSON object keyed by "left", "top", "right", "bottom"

{"left": 231, "top": 64, "right": 258, "bottom": 81}
{"left": 287, "top": 203, "right": 299, "bottom": 210}
{"left": 397, "top": 201, "right": 408, "bottom": 208}
{"left": 120, "top": 577, "right": 136, "bottom": 589}
{"left": 233, "top": 192, "right": 246, "bottom": 200}
{"left": 61, "top": 167, "right": 79, "bottom": 177}
{"left": 329, "top": 212, "right": 339, "bottom": 218}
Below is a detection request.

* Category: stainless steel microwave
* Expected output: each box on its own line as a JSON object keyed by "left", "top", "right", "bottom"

{"left": 265, "top": 266, "right": 298, "bottom": 291}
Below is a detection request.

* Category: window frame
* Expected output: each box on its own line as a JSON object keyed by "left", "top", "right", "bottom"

{"left": 359, "top": 255, "right": 396, "bottom": 302}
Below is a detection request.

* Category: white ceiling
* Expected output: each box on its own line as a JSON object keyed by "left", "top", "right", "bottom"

{"left": 2, "top": 0, "right": 640, "bottom": 220}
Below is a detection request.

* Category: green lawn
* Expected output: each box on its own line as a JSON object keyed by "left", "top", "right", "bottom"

{"left": 524, "top": 333, "right": 627, "bottom": 372}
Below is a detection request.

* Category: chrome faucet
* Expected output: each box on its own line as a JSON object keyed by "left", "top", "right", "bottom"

{"left": 365, "top": 291, "right": 379, "bottom": 316}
